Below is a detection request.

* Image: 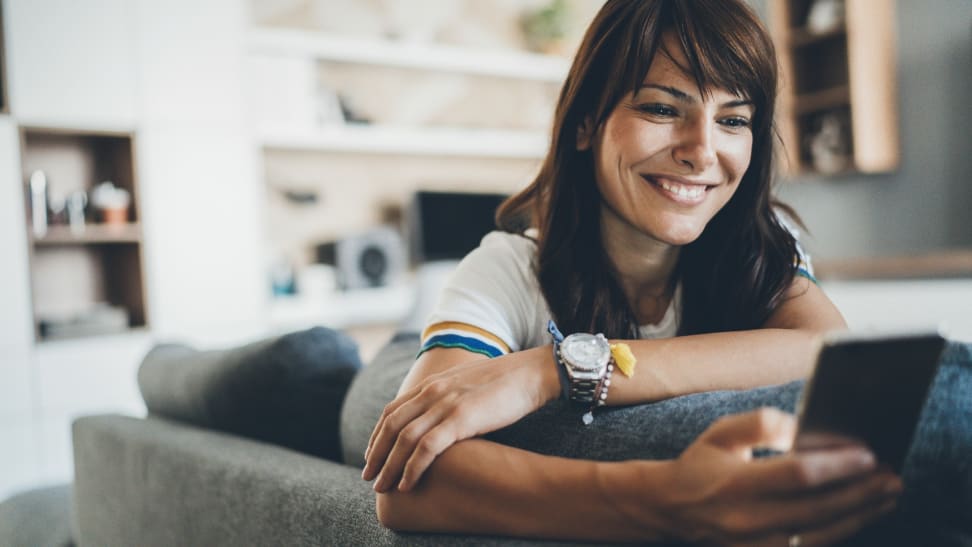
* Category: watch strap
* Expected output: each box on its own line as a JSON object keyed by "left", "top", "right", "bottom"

{"left": 546, "top": 320, "right": 570, "bottom": 401}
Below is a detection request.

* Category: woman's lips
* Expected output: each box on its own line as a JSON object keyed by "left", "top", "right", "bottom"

{"left": 641, "top": 175, "right": 711, "bottom": 205}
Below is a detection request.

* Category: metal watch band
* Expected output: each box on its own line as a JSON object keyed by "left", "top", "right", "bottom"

{"left": 568, "top": 378, "right": 601, "bottom": 404}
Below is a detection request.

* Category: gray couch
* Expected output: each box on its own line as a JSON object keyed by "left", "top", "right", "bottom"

{"left": 3, "top": 328, "right": 971, "bottom": 546}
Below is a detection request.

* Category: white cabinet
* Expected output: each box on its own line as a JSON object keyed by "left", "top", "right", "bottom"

{"left": 823, "top": 279, "right": 972, "bottom": 341}
{"left": 0, "top": 420, "right": 41, "bottom": 500}
{"left": 0, "top": 117, "right": 31, "bottom": 349}
{"left": 3, "top": 0, "right": 138, "bottom": 126}
{"left": 134, "top": 0, "right": 247, "bottom": 126}
{"left": 137, "top": 129, "right": 266, "bottom": 346}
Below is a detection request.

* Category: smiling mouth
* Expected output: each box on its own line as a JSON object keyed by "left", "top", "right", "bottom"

{"left": 641, "top": 175, "right": 712, "bottom": 203}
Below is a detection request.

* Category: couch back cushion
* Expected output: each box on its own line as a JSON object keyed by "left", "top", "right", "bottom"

{"left": 340, "top": 332, "right": 420, "bottom": 467}
{"left": 138, "top": 326, "right": 362, "bottom": 462}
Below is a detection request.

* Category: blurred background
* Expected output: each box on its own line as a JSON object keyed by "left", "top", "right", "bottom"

{"left": 0, "top": 0, "right": 970, "bottom": 501}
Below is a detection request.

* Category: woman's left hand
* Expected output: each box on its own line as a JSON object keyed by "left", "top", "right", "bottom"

{"left": 362, "top": 347, "right": 558, "bottom": 493}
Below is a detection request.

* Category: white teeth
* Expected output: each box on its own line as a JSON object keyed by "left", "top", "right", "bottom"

{"left": 658, "top": 180, "right": 705, "bottom": 199}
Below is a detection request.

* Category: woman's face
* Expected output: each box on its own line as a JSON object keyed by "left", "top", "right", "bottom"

{"left": 582, "top": 36, "right": 755, "bottom": 247}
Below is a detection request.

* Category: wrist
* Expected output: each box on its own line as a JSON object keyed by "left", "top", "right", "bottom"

{"left": 593, "top": 460, "right": 675, "bottom": 542}
{"left": 535, "top": 345, "right": 563, "bottom": 404}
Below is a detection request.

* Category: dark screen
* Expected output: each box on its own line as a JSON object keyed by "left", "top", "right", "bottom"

{"left": 410, "top": 191, "right": 509, "bottom": 263}
{"left": 796, "top": 334, "right": 946, "bottom": 471}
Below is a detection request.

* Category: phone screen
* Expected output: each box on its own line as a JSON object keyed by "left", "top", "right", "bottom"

{"left": 794, "top": 332, "right": 946, "bottom": 471}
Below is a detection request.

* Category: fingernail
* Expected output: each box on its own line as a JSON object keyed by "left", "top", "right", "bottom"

{"left": 398, "top": 478, "right": 410, "bottom": 492}
{"left": 854, "top": 449, "right": 876, "bottom": 469}
{"left": 884, "top": 478, "right": 903, "bottom": 495}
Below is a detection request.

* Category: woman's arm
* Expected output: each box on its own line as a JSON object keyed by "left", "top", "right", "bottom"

{"left": 365, "top": 277, "right": 846, "bottom": 491}
{"left": 611, "top": 275, "right": 847, "bottom": 403}
{"left": 376, "top": 408, "right": 900, "bottom": 544}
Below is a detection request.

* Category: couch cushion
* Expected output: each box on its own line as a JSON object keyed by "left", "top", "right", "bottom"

{"left": 0, "top": 484, "right": 73, "bottom": 547}
{"left": 341, "top": 332, "right": 420, "bottom": 467}
{"left": 138, "top": 326, "right": 361, "bottom": 462}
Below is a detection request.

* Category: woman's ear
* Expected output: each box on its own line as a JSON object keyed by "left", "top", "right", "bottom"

{"left": 576, "top": 117, "right": 595, "bottom": 151}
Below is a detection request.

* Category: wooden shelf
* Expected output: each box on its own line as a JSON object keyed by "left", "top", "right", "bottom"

{"left": 32, "top": 223, "right": 142, "bottom": 245}
{"left": 21, "top": 126, "right": 148, "bottom": 342}
{"left": 770, "top": 0, "right": 899, "bottom": 175}
{"left": 789, "top": 26, "right": 846, "bottom": 48}
{"left": 794, "top": 85, "right": 851, "bottom": 114}
{"left": 816, "top": 250, "right": 972, "bottom": 280}
{"left": 248, "top": 27, "right": 570, "bottom": 83}
{"left": 261, "top": 124, "right": 549, "bottom": 159}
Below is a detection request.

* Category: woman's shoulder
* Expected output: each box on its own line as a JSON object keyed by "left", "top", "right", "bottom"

{"left": 469, "top": 230, "right": 538, "bottom": 269}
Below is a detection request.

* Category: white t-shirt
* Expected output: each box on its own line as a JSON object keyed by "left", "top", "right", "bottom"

{"left": 420, "top": 231, "right": 681, "bottom": 358}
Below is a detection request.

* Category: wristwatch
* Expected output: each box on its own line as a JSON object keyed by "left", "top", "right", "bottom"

{"left": 548, "top": 321, "right": 611, "bottom": 404}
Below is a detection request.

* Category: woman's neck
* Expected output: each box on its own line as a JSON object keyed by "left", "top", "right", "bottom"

{"left": 600, "top": 205, "right": 680, "bottom": 324}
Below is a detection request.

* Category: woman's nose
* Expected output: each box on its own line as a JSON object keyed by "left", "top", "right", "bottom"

{"left": 671, "top": 119, "right": 717, "bottom": 173}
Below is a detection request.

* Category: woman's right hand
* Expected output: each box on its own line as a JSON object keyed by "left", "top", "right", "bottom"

{"left": 649, "top": 408, "right": 901, "bottom": 546}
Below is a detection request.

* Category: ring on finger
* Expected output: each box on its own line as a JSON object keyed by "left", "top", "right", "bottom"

{"left": 788, "top": 533, "right": 802, "bottom": 547}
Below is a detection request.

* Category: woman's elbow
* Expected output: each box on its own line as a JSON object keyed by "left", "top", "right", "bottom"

{"left": 375, "top": 491, "right": 417, "bottom": 531}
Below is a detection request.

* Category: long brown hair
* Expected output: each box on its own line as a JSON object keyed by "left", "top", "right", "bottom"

{"left": 496, "top": 0, "right": 800, "bottom": 337}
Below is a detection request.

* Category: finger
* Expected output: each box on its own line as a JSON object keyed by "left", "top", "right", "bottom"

{"left": 794, "top": 496, "right": 897, "bottom": 547}
{"left": 740, "top": 471, "right": 900, "bottom": 534}
{"left": 365, "top": 385, "right": 422, "bottom": 461}
{"left": 397, "top": 421, "right": 459, "bottom": 492}
{"left": 373, "top": 403, "right": 454, "bottom": 493}
{"left": 745, "top": 496, "right": 897, "bottom": 547}
{"left": 701, "top": 408, "right": 797, "bottom": 456}
{"left": 732, "top": 447, "right": 878, "bottom": 496}
{"left": 363, "top": 395, "right": 434, "bottom": 481}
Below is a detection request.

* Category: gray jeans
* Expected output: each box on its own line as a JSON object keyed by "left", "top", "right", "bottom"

{"left": 484, "top": 341, "right": 972, "bottom": 546}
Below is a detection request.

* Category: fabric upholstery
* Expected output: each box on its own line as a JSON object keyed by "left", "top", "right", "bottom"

{"left": 138, "top": 326, "right": 361, "bottom": 462}
{"left": 0, "top": 484, "right": 73, "bottom": 547}
{"left": 71, "top": 414, "right": 594, "bottom": 547}
{"left": 341, "top": 332, "right": 421, "bottom": 467}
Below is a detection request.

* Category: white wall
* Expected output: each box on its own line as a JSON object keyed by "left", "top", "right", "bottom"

{"left": 0, "top": 0, "right": 268, "bottom": 499}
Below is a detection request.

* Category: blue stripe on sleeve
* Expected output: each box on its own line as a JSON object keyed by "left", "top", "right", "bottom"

{"left": 417, "top": 333, "right": 505, "bottom": 359}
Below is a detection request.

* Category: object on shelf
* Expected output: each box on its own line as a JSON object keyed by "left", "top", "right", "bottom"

{"left": 90, "top": 181, "right": 131, "bottom": 224}
{"left": 270, "top": 257, "right": 298, "bottom": 297}
{"left": 807, "top": 110, "right": 851, "bottom": 175}
{"left": 67, "top": 190, "right": 88, "bottom": 235}
{"left": 806, "top": 0, "right": 845, "bottom": 34}
{"left": 315, "top": 226, "right": 406, "bottom": 290}
{"left": 337, "top": 93, "right": 371, "bottom": 125}
{"left": 520, "top": 0, "right": 570, "bottom": 55}
{"left": 38, "top": 303, "right": 130, "bottom": 340}
{"left": 29, "top": 170, "right": 49, "bottom": 238}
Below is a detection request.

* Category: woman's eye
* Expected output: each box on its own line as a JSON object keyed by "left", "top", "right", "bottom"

{"left": 636, "top": 103, "right": 678, "bottom": 117}
{"left": 720, "top": 116, "right": 751, "bottom": 129}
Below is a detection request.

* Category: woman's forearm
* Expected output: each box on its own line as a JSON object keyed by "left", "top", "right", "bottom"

{"left": 377, "top": 437, "right": 673, "bottom": 542}
{"left": 608, "top": 328, "right": 823, "bottom": 404}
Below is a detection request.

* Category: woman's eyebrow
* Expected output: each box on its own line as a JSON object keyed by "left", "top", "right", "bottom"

{"left": 640, "top": 84, "right": 754, "bottom": 109}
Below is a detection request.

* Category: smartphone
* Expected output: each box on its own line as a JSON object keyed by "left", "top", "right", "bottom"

{"left": 794, "top": 331, "right": 947, "bottom": 472}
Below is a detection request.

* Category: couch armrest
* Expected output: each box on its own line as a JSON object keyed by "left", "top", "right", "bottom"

{"left": 72, "top": 415, "right": 580, "bottom": 546}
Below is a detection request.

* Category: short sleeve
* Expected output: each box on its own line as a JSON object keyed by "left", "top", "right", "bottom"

{"left": 777, "top": 211, "right": 816, "bottom": 284}
{"left": 419, "top": 232, "right": 542, "bottom": 359}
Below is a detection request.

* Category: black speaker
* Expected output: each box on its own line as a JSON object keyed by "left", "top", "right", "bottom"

{"left": 316, "top": 227, "right": 405, "bottom": 290}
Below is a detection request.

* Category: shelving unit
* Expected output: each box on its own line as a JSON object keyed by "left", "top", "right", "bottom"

{"left": 0, "top": 2, "right": 8, "bottom": 114}
{"left": 770, "top": 0, "right": 899, "bottom": 175}
{"left": 20, "top": 126, "right": 148, "bottom": 342}
{"left": 248, "top": 27, "right": 570, "bottom": 83}
{"left": 261, "top": 124, "right": 549, "bottom": 159}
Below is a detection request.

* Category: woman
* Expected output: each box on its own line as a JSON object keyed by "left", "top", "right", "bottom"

{"left": 363, "top": 0, "right": 900, "bottom": 544}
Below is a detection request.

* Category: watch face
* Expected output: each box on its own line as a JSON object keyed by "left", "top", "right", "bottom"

{"left": 561, "top": 333, "right": 610, "bottom": 372}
